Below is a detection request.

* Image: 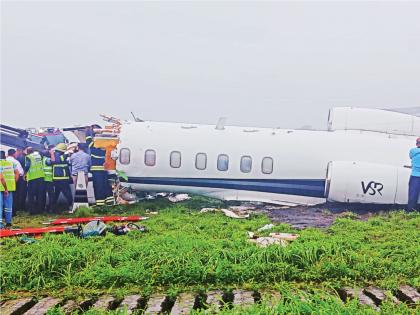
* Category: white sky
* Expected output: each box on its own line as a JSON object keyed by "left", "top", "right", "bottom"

{"left": 1, "top": 1, "right": 420, "bottom": 129}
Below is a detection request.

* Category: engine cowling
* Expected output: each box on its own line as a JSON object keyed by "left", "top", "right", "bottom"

{"left": 325, "top": 161, "right": 410, "bottom": 204}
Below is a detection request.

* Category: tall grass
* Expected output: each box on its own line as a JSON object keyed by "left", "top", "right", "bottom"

{"left": 1, "top": 207, "right": 419, "bottom": 298}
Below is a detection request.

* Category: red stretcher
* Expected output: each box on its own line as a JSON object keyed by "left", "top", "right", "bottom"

{"left": 50, "top": 215, "right": 148, "bottom": 225}
{"left": 0, "top": 226, "right": 68, "bottom": 238}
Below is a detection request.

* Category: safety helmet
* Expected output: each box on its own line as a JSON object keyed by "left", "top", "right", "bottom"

{"left": 55, "top": 143, "right": 67, "bottom": 152}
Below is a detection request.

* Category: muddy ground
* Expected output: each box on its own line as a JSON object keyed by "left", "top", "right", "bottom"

{"left": 254, "top": 203, "right": 406, "bottom": 229}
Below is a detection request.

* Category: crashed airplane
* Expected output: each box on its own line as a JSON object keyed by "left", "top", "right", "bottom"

{"left": 108, "top": 107, "right": 418, "bottom": 206}
{"left": 1, "top": 107, "right": 419, "bottom": 206}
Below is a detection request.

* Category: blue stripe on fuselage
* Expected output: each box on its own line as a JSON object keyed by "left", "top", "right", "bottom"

{"left": 126, "top": 177, "right": 326, "bottom": 198}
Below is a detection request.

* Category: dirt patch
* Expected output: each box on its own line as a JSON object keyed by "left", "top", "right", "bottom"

{"left": 261, "top": 203, "right": 400, "bottom": 229}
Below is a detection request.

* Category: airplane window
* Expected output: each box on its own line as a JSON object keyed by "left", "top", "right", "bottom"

{"left": 195, "top": 153, "right": 207, "bottom": 170}
{"left": 170, "top": 151, "right": 182, "bottom": 168}
{"left": 217, "top": 154, "right": 229, "bottom": 171}
{"left": 144, "top": 149, "right": 156, "bottom": 166}
{"left": 120, "top": 148, "right": 130, "bottom": 165}
{"left": 262, "top": 157, "right": 273, "bottom": 174}
{"left": 240, "top": 156, "right": 252, "bottom": 173}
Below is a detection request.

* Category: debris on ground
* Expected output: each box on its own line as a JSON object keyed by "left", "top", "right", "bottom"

{"left": 81, "top": 220, "right": 107, "bottom": 237}
{"left": 200, "top": 208, "right": 250, "bottom": 219}
{"left": 110, "top": 223, "right": 147, "bottom": 236}
{"left": 145, "top": 210, "right": 159, "bottom": 215}
{"left": 248, "top": 228, "right": 299, "bottom": 247}
{"left": 257, "top": 224, "right": 274, "bottom": 232}
{"left": 167, "top": 193, "right": 191, "bottom": 203}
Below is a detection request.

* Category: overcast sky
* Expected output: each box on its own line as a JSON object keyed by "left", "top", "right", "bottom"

{"left": 1, "top": 1, "right": 420, "bottom": 130}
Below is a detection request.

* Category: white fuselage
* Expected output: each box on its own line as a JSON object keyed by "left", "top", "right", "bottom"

{"left": 115, "top": 120, "right": 414, "bottom": 205}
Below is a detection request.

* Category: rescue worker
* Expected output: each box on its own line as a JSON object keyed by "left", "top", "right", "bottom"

{"left": 15, "top": 148, "right": 27, "bottom": 211}
{"left": 408, "top": 137, "right": 420, "bottom": 212}
{"left": 0, "top": 151, "right": 19, "bottom": 227}
{"left": 70, "top": 143, "right": 91, "bottom": 187}
{"left": 6, "top": 149, "right": 24, "bottom": 212}
{"left": 40, "top": 150, "right": 54, "bottom": 213}
{"left": 51, "top": 143, "right": 73, "bottom": 212}
{"left": 86, "top": 127, "right": 113, "bottom": 206}
{"left": 25, "top": 147, "right": 45, "bottom": 214}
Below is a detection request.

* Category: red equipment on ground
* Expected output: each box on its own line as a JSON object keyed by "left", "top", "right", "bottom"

{"left": 0, "top": 226, "right": 68, "bottom": 238}
{"left": 0, "top": 216, "right": 148, "bottom": 238}
{"left": 50, "top": 215, "right": 147, "bottom": 225}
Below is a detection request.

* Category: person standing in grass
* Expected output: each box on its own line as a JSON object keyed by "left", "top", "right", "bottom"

{"left": 40, "top": 150, "right": 54, "bottom": 213}
{"left": 0, "top": 150, "right": 19, "bottom": 227}
{"left": 0, "top": 163, "right": 8, "bottom": 228}
{"left": 408, "top": 137, "right": 420, "bottom": 212}
{"left": 51, "top": 143, "right": 73, "bottom": 212}
{"left": 14, "top": 148, "right": 28, "bottom": 212}
{"left": 7, "top": 149, "right": 25, "bottom": 212}
{"left": 25, "top": 147, "right": 45, "bottom": 214}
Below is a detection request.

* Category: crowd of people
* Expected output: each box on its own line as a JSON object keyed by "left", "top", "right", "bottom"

{"left": 0, "top": 128, "right": 114, "bottom": 228}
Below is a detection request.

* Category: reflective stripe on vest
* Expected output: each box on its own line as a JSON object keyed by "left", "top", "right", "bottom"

{"left": 43, "top": 158, "right": 53, "bottom": 182}
{"left": 26, "top": 153, "right": 44, "bottom": 181}
{"left": 53, "top": 154, "right": 70, "bottom": 180}
{"left": 90, "top": 165, "right": 105, "bottom": 171}
{"left": 0, "top": 160, "right": 16, "bottom": 192}
{"left": 53, "top": 164, "right": 69, "bottom": 180}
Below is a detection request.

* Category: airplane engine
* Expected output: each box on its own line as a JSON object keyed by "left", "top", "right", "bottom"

{"left": 328, "top": 107, "right": 420, "bottom": 136}
{"left": 325, "top": 161, "right": 411, "bottom": 204}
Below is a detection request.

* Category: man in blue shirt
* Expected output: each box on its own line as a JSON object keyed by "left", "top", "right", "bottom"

{"left": 408, "top": 137, "right": 420, "bottom": 212}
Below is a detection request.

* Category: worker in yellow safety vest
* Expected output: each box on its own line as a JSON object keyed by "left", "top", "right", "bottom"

{"left": 24, "top": 147, "right": 45, "bottom": 214}
{"left": 0, "top": 150, "right": 19, "bottom": 227}
{"left": 40, "top": 150, "right": 55, "bottom": 213}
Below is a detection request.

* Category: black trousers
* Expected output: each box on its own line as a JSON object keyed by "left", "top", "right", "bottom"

{"left": 53, "top": 180, "right": 73, "bottom": 211}
{"left": 408, "top": 176, "right": 420, "bottom": 212}
{"left": 14, "top": 176, "right": 27, "bottom": 212}
{"left": 92, "top": 171, "right": 113, "bottom": 206}
{"left": 27, "top": 178, "right": 44, "bottom": 214}
{"left": 40, "top": 181, "right": 55, "bottom": 213}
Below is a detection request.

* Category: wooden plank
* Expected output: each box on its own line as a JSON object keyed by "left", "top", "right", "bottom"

{"left": 92, "top": 295, "right": 116, "bottom": 310}
{"left": 1, "top": 297, "right": 36, "bottom": 315}
{"left": 117, "top": 295, "right": 141, "bottom": 314}
{"left": 339, "top": 287, "right": 379, "bottom": 310}
{"left": 60, "top": 300, "right": 79, "bottom": 315}
{"left": 397, "top": 286, "right": 420, "bottom": 304}
{"left": 205, "top": 290, "right": 224, "bottom": 312}
{"left": 232, "top": 290, "right": 255, "bottom": 306}
{"left": 144, "top": 294, "right": 169, "bottom": 315}
{"left": 363, "top": 287, "right": 386, "bottom": 305}
{"left": 170, "top": 293, "right": 197, "bottom": 315}
{"left": 23, "top": 297, "right": 61, "bottom": 315}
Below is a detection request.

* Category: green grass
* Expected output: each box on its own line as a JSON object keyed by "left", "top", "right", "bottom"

{"left": 1, "top": 198, "right": 419, "bottom": 313}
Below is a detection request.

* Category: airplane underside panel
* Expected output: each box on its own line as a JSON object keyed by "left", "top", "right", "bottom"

{"left": 126, "top": 177, "right": 326, "bottom": 198}
{"left": 126, "top": 182, "right": 326, "bottom": 206}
